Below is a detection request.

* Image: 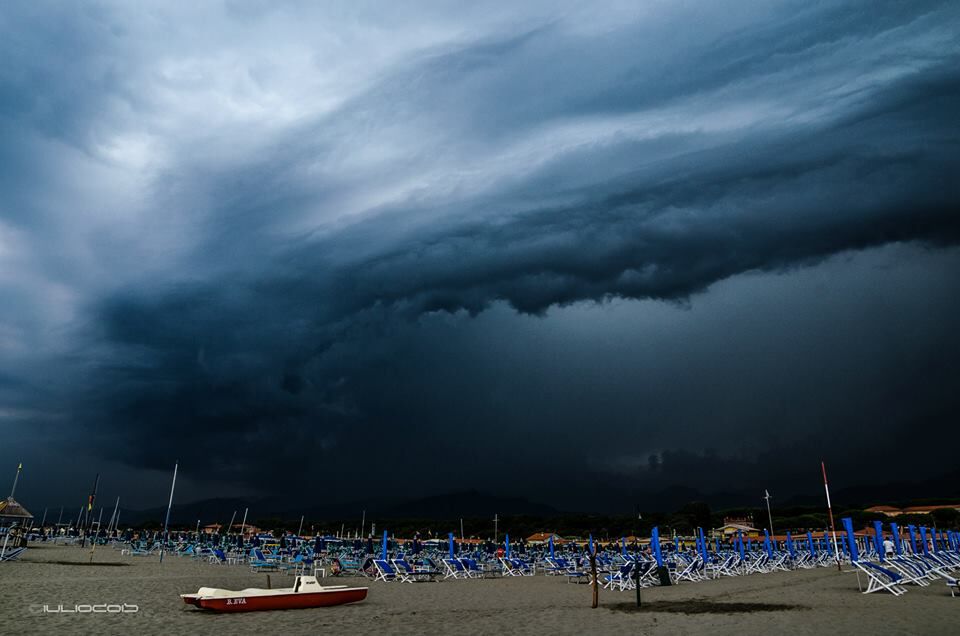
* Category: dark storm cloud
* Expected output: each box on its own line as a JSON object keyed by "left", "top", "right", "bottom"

{"left": 2, "top": 1, "right": 959, "bottom": 508}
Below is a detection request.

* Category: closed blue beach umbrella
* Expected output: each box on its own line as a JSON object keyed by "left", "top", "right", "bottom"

{"left": 763, "top": 529, "right": 773, "bottom": 559}
{"left": 889, "top": 523, "right": 901, "bottom": 555}
{"left": 841, "top": 517, "right": 858, "bottom": 562}
{"left": 737, "top": 531, "right": 745, "bottom": 561}
{"left": 786, "top": 532, "right": 795, "bottom": 559}
{"left": 872, "top": 521, "right": 884, "bottom": 562}
{"left": 448, "top": 532, "right": 455, "bottom": 558}
{"left": 907, "top": 525, "right": 918, "bottom": 553}
{"left": 381, "top": 529, "right": 388, "bottom": 560}
{"left": 806, "top": 531, "right": 815, "bottom": 555}
{"left": 505, "top": 533, "right": 511, "bottom": 558}
{"left": 919, "top": 527, "right": 930, "bottom": 555}
{"left": 549, "top": 534, "right": 555, "bottom": 559}
{"left": 650, "top": 526, "right": 663, "bottom": 567}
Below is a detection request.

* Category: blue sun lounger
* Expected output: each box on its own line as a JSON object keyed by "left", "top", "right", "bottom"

{"left": 393, "top": 558, "right": 440, "bottom": 582}
{"left": 0, "top": 546, "right": 26, "bottom": 562}
{"left": 854, "top": 561, "right": 907, "bottom": 596}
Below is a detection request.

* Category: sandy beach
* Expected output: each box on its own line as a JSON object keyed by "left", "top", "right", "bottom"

{"left": 0, "top": 543, "right": 954, "bottom": 635}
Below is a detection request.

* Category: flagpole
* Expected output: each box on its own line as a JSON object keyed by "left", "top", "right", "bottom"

{"left": 159, "top": 461, "right": 179, "bottom": 564}
{"left": 821, "top": 460, "right": 841, "bottom": 571}
{"left": 297, "top": 515, "right": 305, "bottom": 538}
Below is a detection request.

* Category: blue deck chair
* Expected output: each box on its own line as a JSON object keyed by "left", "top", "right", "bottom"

{"left": 443, "top": 558, "right": 468, "bottom": 579}
{"left": 373, "top": 559, "right": 399, "bottom": 582}
{"left": 855, "top": 561, "right": 907, "bottom": 596}
{"left": 393, "top": 558, "right": 440, "bottom": 582}
{"left": 0, "top": 547, "right": 26, "bottom": 562}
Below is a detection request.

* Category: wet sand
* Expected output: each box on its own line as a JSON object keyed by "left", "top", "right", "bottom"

{"left": 0, "top": 544, "right": 954, "bottom": 635}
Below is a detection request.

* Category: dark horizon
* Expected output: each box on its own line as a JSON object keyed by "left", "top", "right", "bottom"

{"left": 2, "top": 2, "right": 959, "bottom": 515}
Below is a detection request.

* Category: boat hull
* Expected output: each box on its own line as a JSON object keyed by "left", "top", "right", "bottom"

{"left": 184, "top": 588, "right": 367, "bottom": 612}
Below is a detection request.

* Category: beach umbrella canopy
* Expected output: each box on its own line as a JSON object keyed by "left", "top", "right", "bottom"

{"left": 841, "top": 517, "right": 859, "bottom": 562}
{"left": 0, "top": 497, "right": 34, "bottom": 524}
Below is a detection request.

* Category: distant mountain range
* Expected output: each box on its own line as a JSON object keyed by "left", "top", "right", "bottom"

{"left": 120, "top": 490, "right": 559, "bottom": 526}
{"left": 110, "top": 467, "right": 960, "bottom": 526}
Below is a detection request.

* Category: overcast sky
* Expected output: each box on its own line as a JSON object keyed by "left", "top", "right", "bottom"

{"left": 2, "top": 1, "right": 959, "bottom": 513}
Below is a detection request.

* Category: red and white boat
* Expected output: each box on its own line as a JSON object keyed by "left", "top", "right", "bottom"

{"left": 181, "top": 575, "right": 367, "bottom": 612}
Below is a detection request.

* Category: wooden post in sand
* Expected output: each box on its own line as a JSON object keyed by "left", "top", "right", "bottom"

{"left": 590, "top": 544, "right": 598, "bottom": 608}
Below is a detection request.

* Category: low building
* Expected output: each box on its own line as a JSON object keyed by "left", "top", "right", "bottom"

{"left": 864, "top": 505, "right": 902, "bottom": 517}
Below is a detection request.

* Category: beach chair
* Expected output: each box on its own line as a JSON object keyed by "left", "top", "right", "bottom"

{"left": 249, "top": 549, "right": 281, "bottom": 572}
{"left": 373, "top": 559, "right": 399, "bottom": 582}
{"left": 443, "top": 558, "right": 468, "bottom": 579}
{"left": 0, "top": 546, "right": 26, "bottom": 562}
{"left": 511, "top": 557, "right": 536, "bottom": 576}
{"left": 282, "top": 554, "right": 307, "bottom": 575}
{"left": 888, "top": 556, "right": 933, "bottom": 586}
{"left": 602, "top": 562, "right": 635, "bottom": 591}
{"left": 674, "top": 555, "right": 704, "bottom": 582}
{"left": 854, "top": 561, "right": 907, "bottom": 596}
{"left": 947, "top": 578, "right": 959, "bottom": 597}
{"left": 208, "top": 549, "right": 228, "bottom": 565}
{"left": 459, "top": 558, "right": 484, "bottom": 578}
{"left": 393, "top": 558, "right": 440, "bottom": 582}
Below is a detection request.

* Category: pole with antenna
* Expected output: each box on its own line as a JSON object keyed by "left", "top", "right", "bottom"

{"left": 763, "top": 490, "right": 774, "bottom": 536}
{"left": 9, "top": 462, "right": 22, "bottom": 499}
{"left": 159, "top": 461, "right": 179, "bottom": 564}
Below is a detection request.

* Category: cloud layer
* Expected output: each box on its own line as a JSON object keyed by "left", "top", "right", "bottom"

{"left": 2, "top": 0, "right": 959, "bottom": 509}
